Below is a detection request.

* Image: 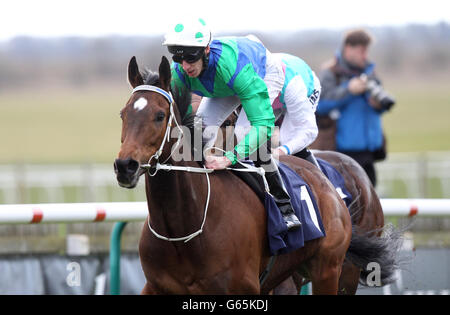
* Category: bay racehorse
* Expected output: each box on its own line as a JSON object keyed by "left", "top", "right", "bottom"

{"left": 114, "top": 56, "right": 400, "bottom": 294}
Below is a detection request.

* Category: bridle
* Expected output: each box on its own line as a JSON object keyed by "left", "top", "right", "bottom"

{"left": 129, "top": 84, "right": 268, "bottom": 243}
{"left": 131, "top": 84, "right": 212, "bottom": 243}
{"left": 128, "top": 84, "right": 277, "bottom": 286}
{"left": 132, "top": 85, "right": 185, "bottom": 175}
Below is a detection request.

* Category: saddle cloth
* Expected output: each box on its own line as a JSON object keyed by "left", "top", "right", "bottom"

{"left": 231, "top": 158, "right": 353, "bottom": 256}
{"left": 316, "top": 158, "right": 353, "bottom": 208}
{"left": 265, "top": 162, "right": 325, "bottom": 255}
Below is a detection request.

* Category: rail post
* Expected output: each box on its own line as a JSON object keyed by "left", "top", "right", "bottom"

{"left": 109, "top": 221, "right": 128, "bottom": 295}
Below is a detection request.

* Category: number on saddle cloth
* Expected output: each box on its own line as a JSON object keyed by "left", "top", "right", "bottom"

{"left": 265, "top": 163, "right": 325, "bottom": 256}
{"left": 228, "top": 160, "right": 328, "bottom": 256}
{"left": 229, "top": 159, "right": 352, "bottom": 256}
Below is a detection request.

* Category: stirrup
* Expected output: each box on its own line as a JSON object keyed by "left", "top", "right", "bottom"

{"left": 278, "top": 203, "right": 302, "bottom": 230}
{"left": 283, "top": 212, "right": 302, "bottom": 231}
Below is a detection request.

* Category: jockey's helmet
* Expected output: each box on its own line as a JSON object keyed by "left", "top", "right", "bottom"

{"left": 163, "top": 18, "right": 212, "bottom": 48}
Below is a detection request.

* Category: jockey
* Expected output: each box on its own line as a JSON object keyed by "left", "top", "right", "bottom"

{"left": 163, "top": 18, "right": 301, "bottom": 231}
{"left": 265, "top": 53, "right": 322, "bottom": 167}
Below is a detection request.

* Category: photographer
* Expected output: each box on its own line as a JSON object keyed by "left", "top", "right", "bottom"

{"left": 314, "top": 29, "right": 395, "bottom": 187}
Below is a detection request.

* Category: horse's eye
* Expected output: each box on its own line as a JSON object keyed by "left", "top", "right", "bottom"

{"left": 156, "top": 111, "right": 165, "bottom": 122}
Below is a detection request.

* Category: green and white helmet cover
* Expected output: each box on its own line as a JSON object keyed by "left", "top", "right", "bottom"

{"left": 163, "top": 18, "right": 212, "bottom": 47}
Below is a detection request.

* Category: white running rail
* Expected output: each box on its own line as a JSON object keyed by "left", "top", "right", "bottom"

{"left": 0, "top": 199, "right": 450, "bottom": 224}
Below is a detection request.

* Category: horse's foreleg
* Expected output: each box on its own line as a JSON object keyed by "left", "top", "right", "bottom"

{"left": 228, "top": 273, "right": 261, "bottom": 295}
{"left": 141, "top": 282, "right": 155, "bottom": 295}
{"left": 271, "top": 277, "right": 299, "bottom": 295}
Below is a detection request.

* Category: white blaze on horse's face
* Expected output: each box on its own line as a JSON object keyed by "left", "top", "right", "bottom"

{"left": 133, "top": 97, "right": 148, "bottom": 111}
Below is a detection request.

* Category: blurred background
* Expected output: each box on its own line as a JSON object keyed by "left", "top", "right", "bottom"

{"left": 0, "top": 0, "right": 449, "bottom": 294}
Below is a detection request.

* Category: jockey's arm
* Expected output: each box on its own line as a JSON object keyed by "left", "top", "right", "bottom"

{"left": 224, "top": 64, "right": 275, "bottom": 165}
{"left": 275, "top": 75, "right": 319, "bottom": 156}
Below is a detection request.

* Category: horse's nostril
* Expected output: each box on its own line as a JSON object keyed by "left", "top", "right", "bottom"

{"left": 128, "top": 159, "right": 140, "bottom": 173}
{"left": 114, "top": 158, "right": 140, "bottom": 175}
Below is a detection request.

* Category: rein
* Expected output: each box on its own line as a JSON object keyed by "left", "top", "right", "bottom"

{"left": 131, "top": 84, "right": 269, "bottom": 243}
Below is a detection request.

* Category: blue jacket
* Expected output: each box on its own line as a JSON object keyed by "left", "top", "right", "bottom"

{"left": 317, "top": 54, "right": 386, "bottom": 152}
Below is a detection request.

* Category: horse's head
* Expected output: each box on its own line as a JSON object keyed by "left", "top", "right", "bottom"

{"left": 114, "top": 56, "right": 172, "bottom": 188}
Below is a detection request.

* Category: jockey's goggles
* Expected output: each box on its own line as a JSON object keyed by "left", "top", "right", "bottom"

{"left": 168, "top": 46, "right": 205, "bottom": 64}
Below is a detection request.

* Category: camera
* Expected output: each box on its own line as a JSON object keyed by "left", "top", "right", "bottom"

{"left": 360, "top": 74, "right": 396, "bottom": 110}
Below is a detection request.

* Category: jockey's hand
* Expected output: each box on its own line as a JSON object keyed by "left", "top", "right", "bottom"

{"left": 205, "top": 155, "right": 232, "bottom": 170}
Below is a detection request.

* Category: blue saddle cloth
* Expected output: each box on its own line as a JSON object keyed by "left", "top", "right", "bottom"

{"left": 265, "top": 160, "right": 353, "bottom": 256}
{"left": 316, "top": 158, "right": 353, "bottom": 208}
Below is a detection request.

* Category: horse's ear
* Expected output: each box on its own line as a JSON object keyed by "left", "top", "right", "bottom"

{"left": 158, "top": 56, "right": 171, "bottom": 92}
{"left": 128, "top": 56, "right": 144, "bottom": 88}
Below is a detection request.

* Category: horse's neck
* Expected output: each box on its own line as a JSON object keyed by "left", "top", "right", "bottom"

{"left": 145, "top": 158, "right": 207, "bottom": 236}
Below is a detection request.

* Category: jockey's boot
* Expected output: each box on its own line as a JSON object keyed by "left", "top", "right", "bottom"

{"left": 265, "top": 168, "right": 302, "bottom": 231}
{"left": 296, "top": 148, "right": 321, "bottom": 170}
